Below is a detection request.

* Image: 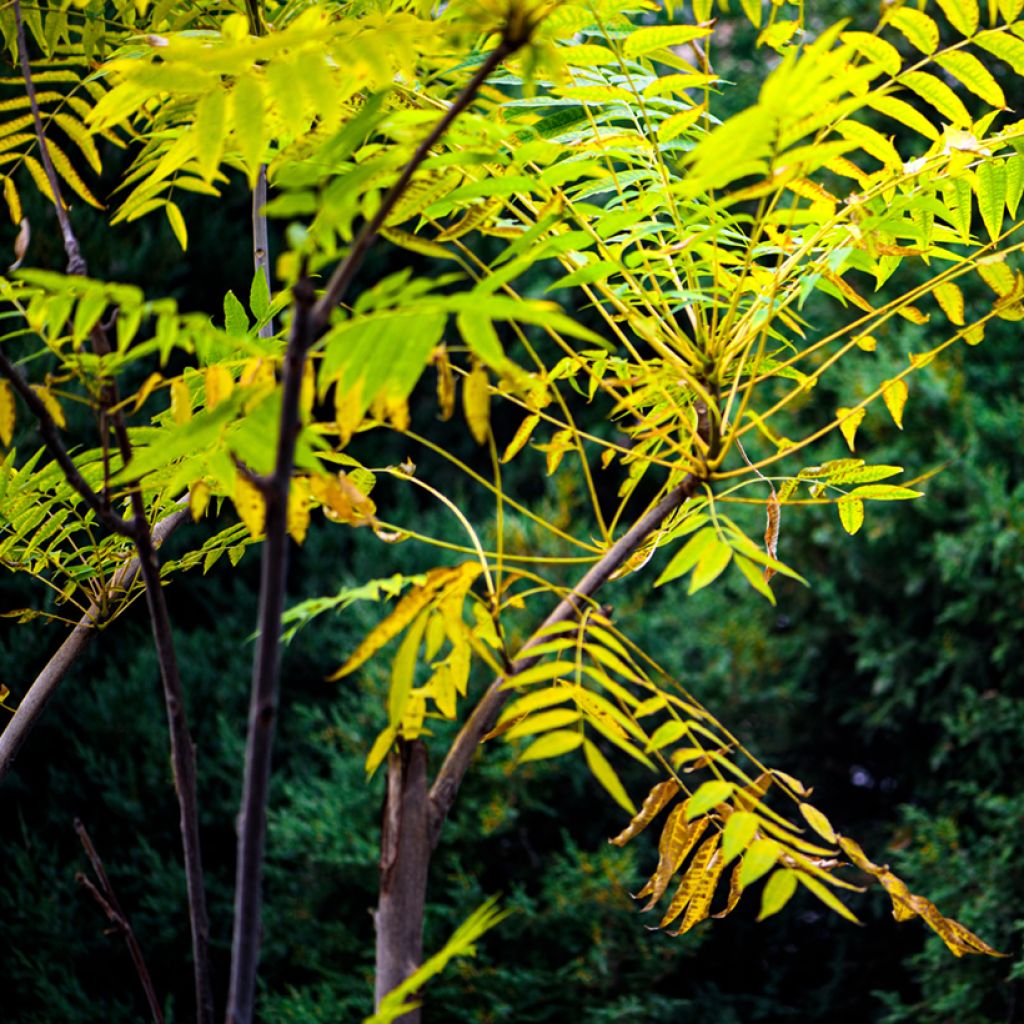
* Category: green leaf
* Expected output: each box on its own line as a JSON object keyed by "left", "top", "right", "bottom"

{"left": 848, "top": 484, "right": 922, "bottom": 500}
{"left": 646, "top": 720, "right": 689, "bottom": 751}
{"left": 689, "top": 539, "right": 732, "bottom": 594}
{"left": 584, "top": 739, "right": 636, "bottom": 815}
{"left": 250, "top": 267, "right": 271, "bottom": 321}
{"left": 758, "top": 868, "right": 798, "bottom": 920}
{"left": 194, "top": 86, "right": 226, "bottom": 180}
{"left": 975, "top": 160, "right": 1007, "bottom": 242}
{"left": 456, "top": 312, "right": 507, "bottom": 370}
{"left": 655, "top": 526, "right": 716, "bottom": 587}
{"left": 722, "top": 811, "right": 760, "bottom": 865}
{"left": 739, "top": 838, "right": 780, "bottom": 889}
{"left": 519, "top": 729, "right": 583, "bottom": 762}
{"left": 622, "top": 24, "right": 713, "bottom": 59}
{"left": 685, "top": 780, "right": 735, "bottom": 820}
{"left": 838, "top": 496, "right": 864, "bottom": 535}
{"left": 224, "top": 290, "right": 249, "bottom": 336}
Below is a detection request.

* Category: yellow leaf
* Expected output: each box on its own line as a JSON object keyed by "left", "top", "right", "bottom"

{"left": 434, "top": 346, "right": 455, "bottom": 421}
{"left": 934, "top": 0, "right": 978, "bottom": 38}
{"left": 204, "top": 364, "right": 233, "bottom": 410}
{"left": 33, "top": 385, "right": 65, "bottom": 428}
{"left": 883, "top": 378, "right": 908, "bottom": 430}
{"left": 636, "top": 807, "right": 709, "bottom": 909}
{"left": 771, "top": 769, "right": 811, "bottom": 797}
{"left": 165, "top": 201, "right": 187, "bottom": 251}
{"left": 758, "top": 868, "right": 798, "bottom": 920}
{"left": 329, "top": 564, "right": 480, "bottom": 680}
{"left": 501, "top": 413, "right": 540, "bottom": 463}
{"left": 659, "top": 834, "right": 719, "bottom": 928}
{"left": 390, "top": 610, "right": 429, "bottom": 729}
{"left": 287, "top": 476, "right": 311, "bottom": 543}
{"left": 2, "top": 175, "right": 21, "bottom": 225}
{"left": 935, "top": 51, "right": 1005, "bottom": 109}
{"left": 311, "top": 472, "right": 376, "bottom": 526}
{"left": 609, "top": 778, "right": 680, "bottom": 846}
{"left": 933, "top": 281, "right": 965, "bottom": 325}
{"left": 335, "top": 377, "right": 365, "bottom": 446}
{"left": 855, "top": 334, "right": 877, "bottom": 352}
{"left": 233, "top": 474, "right": 265, "bottom": 538}
{"left": 300, "top": 362, "right": 315, "bottom": 419}
{"left": 584, "top": 739, "right": 636, "bottom": 815}
{"left": 518, "top": 728, "right": 583, "bottom": 762}
{"left": 0, "top": 379, "right": 14, "bottom": 445}
{"left": 170, "top": 377, "right": 192, "bottom": 424}
{"left": 463, "top": 361, "right": 490, "bottom": 445}
{"left": 131, "top": 372, "right": 163, "bottom": 413}
{"left": 886, "top": 8, "right": 939, "bottom": 54}
{"left": 504, "top": 707, "right": 581, "bottom": 740}
{"left": 670, "top": 848, "right": 728, "bottom": 935}
{"left": 798, "top": 802, "right": 837, "bottom": 843}
{"left": 796, "top": 871, "right": 860, "bottom": 923}
{"left": 838, "top": 496, "right": 864, "bottom": 535}
{"left": 190, "top": 480, "right": 210, "bottom": 521}
{"left": 713, "top": 863, "right": 745, "bottom": 920}
{"left": 365, "top": 725, "right": 397, "bottom": 777}
{"left": 836, "top": 406, "right": 865, "bottom": 451}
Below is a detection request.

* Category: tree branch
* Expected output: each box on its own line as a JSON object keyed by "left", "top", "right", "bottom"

{"left": 428, "top": 474, "right": 702, "bottom": 842}
{"left": 12, "top": 0, "right": 83, "bottom": 272}
{"left": 74, "top": 818, "right": 165, "bottom": 1024}
{"left": 0, "top": 504, "right": 189, "bottom": 786}
{"left": 225, "top": 34, "right": 526, "bottom": 1023}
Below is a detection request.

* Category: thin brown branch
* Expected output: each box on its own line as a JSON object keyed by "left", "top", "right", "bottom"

{"left": 225, "top": 33, "right": 526, "bottom": 1023}
{"left": 75, "top": 819, "right": 165, "bottom": 1024}
{"left": 428, "top": 474, "right": 701, "bottom": 842}
{"left": 12, "top": 0, "right": 84, "bottom": 273}
{"left": 0, "top": 504, "right": 189, "bottom": 786}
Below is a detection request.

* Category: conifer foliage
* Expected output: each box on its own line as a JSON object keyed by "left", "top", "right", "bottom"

{"left": 0, "top": 0, "right": 1019, "bottom": 1019}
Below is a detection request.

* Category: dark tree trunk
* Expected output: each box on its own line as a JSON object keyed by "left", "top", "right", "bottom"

{"left": 374, "top": 739, "right": 430, "bottom": 1022}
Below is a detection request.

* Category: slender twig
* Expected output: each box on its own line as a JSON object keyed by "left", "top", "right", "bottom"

{"left": 225, "top": 32, "right": 527, "bottom": 1024}
{"left": 0, "top": 504, "right": 189, "bottom": 786}
{"left": 8, "top": 12, "right": 212, "bottom": 1020}
{"left": 12, "top": 0, "right": 84, "bottom": 273}
{"left": 74, "top": 819, "right": 165, "bottom": 1024}
{"left": 428, "top": 474, "right": 701, "bottom": 841}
